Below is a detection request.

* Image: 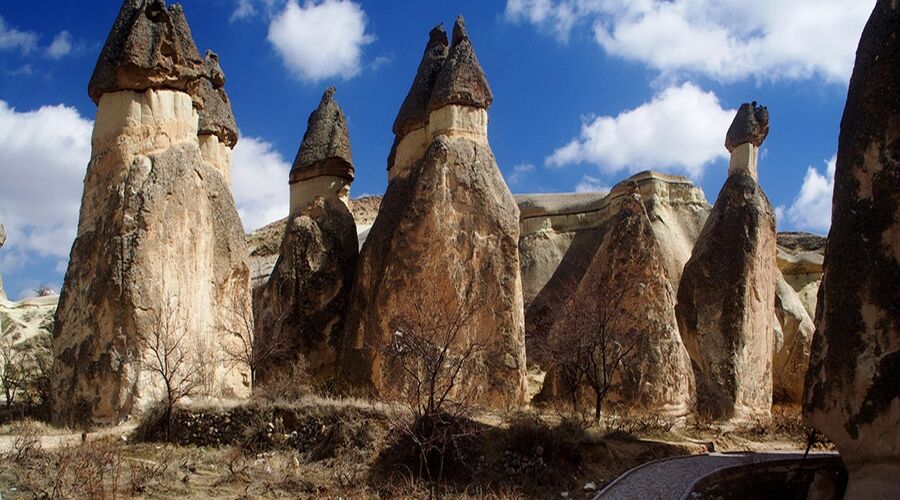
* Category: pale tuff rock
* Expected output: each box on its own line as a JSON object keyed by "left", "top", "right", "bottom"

{"left": 339, "top": 19, "right": 527, "bottom": 407}
{"left": 537, "top": 187, "right": 695, "bottom": 417}
{"left": 777, "top": 232, "right": 825, "bottom": 319}
{"left": 804, "top": 2, "right": 900, "bottom": 497}
{"left": 196, "top": 51, "right": 238, "bottom": 183}
{"left": 1, "top": 294, "right": 57, "bottom": 395}
{"left": 773, "top": 273, "right": 814, "bottom": 404}
{"left": 676, "top": 109, "right": 777, "bottom": 421}
{"left": 53, "top": 0, "right": 252, "bottom": 426}
{"left": 521, "top": 172, "right": 710, "bottom": 357}
{"left": 290, "top": 87, "right": 354, "bottom": 214}
{"left": 253, "top": 89, "right": 358, "bottom": 385}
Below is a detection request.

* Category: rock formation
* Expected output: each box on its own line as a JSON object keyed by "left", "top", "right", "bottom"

{"left": 777, "top": 232, "right": 825, "bottom": 318}
{"left": 340, "top": 18, "right": 527, "bottom": 407}
{"left": 52, "top": 0, "right": 252, "bottom": 426}
{"left": 773, "top": 274, "right": 814, "bottom": 404}
{"left": 676, "top": 103, "right": 777, "bottom": 422}
{"left": 804, "top": 1, "right": 900, "bottom": 497}
{"left": 537, "top": 185, "right": 695, "bottom": 417}
{"left": 253, "top": 88, "right": 358, "bottom": 385}
{"left": 520, "top": 172, "right": 710, "bottom": 357}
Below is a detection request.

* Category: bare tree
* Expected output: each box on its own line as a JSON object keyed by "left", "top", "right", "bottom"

{"left": 377, "top": 279, "right": 483, "bottom": 485}
{"left": 220, "top": 290, "right": 287, "bottom": 388}
{"left": 134, "top": 294, "right": 201, "bottom": 433}
{"left": 543, "top": 268, "right": 644, "bottom": 421}
{"left": 0, "top": 338, "right": 28, "bottom": 408}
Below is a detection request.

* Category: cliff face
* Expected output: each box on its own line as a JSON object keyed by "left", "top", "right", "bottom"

{"left": 52, "top": 0, "right": 251, "bottom": 426}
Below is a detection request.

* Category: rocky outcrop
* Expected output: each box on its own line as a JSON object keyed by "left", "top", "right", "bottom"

{"left": 339, "top": 18, "right": 527, "bottom": 407}
{"left": 773, "top": 274, "right": 814, "bottom": 404}
{"left": 537, "top": 187, "right": 695, "bottom": 417}
{"left": 522, "top": 172, "right": 710, "bottom": 357}
{"left": 777, "top": 232, "right": 825, "bottom": 318}
{"left": 253, "top": 88, "right": 358, "bottom": 385}
{"left": 804, "top": 2, "right": 900, "bottom": 497}
{"left": 196, "top": 51, "right": 238, "bottom": 184}
{"left": 676, "top": 104, "right": 777, "bottom": 422}
{"left": 53, "top": 0, "right": 251, "bottom": 426}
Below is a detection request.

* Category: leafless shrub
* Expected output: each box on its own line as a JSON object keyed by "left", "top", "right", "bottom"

{"left": 540, "top": 265, "right": 645, "bottom": 421}
{"left": 376, "top": 276, "right": 484, "bottom": 486}
{"left": 252, "top": 358, "right": 312, "bottom": 403}
{"left": 9, "top": 419, "right": 42, "bottom": 463}
{"left": 221, "top": 288, "right": 288, "bottom": 388}
{"left": 134, "top": 294, "right": 202, "bottom": 437}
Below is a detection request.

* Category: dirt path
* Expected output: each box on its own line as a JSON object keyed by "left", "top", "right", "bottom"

{"left": 0, "top": 423, "right": 136, "bottom": 453}
{"left": 595, "top": 450, "right": 838, "bottom": 500}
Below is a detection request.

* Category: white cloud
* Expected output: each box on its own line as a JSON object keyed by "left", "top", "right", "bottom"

{"left": 506, "top": 0, "right": 873, "bottom": 84}
{"left": 231, "top": 0, "right": 258, "bottom": 21}
{"left": 575, "top": 175, "right": 610, "bottom": 193}
{"left": 507, "top": 163, "right": 535, "bottom": 185}
{"left": 783, "top": 155, "right": 836, "bottom": 234}
{"left": 46, "top": 31, "right": 72, "bottom": 59}
{"left": 0, "top": 16, "right": 38, "bottom": 54}
{"left": 231, "top": 136, "right": 291, "bottom": 231}
{"left": 0, "top": 101, "right": 92, "bottom": 277}
{"left": 546, "top": 82, "right": 734, "bottom": 178}
{"left": 268, "top": 0, "right": 374, "bottom": 82}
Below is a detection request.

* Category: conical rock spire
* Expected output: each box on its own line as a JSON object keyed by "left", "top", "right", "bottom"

{"left": 428, "top": 16, "right": 493, "bottom": 112}
{"left": 88, "top": 0, "right": 204, "bottom": 104}
{"left": 392, "top": 24, "right": 449, "bottom": 137}
{"left": 290, "top": 86, "right": 354, "bottom": 184}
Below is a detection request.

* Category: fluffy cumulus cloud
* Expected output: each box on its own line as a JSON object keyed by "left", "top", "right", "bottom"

{"left": 231, "top": 136, "right": 291, "bottom": 231}
{"left": 0, "top": 16, "right": 38, "bottom": 54}
{"left": 505, "top": 0, "right": 872, "bottom": 83}
{"left": 781, "top": 156, "right": 836, "bottom": 234}
{"left": 46, "top": 31, "right": 73, "bottom": 59}
{"left": 268, "top": 0, "right": 374, "bottom": 82}
{"left": 575, "top": 175, "right": 609, "bottom": 193}
{"left": 507, "top": 163, "right": 535, "bottom": 185}
{"left": 0, "top": 101, "right": 92, "bottom": 277}
{"left": 546, "top": 82, "right": 734, "bottom": 178}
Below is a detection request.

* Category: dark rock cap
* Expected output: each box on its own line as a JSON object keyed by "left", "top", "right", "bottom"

{"left": 88, "top": 0, "right": 205, "bottom": 104}
{"left": 428, "top": 16, "right": 493, "bottom": 113}
{"left": 196, "top": 51, "right": 238, "bottom": 148}
{"left": 725, "top": 101, "right": 769, "bottom": 152}
{"left": 290, "top": 87, "right": 354, "bottom": 184}
{"left": 392, "top": 24, "right": 450, "bottom": 138}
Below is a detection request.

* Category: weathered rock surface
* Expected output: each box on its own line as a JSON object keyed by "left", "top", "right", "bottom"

{"left": 676, "top": 108, "right": 777, "bottom": 421}
{"left": 777, "top": 232, "right": 825, "bottom": 318}
{"left": 521, "top": 172, "right": 711, "bottom": 357}
{"left": 725, "top": 102, "right": 769, "bottom": 153}
{"left": 537, "top": 187, "right": 695, "bottom": 417}
{"left": 393, "top": 25, "right": 449, "bottom": 139}
{"left": 88, "top": 0, "right": 204, "bottom": 105}
{"left": 804, "top": 2, "right": 900, "bottom": 497}
{"left": 196, "top": 51, "right": 237, "bottom": 148}
{"left": 339, "top": 19, "right": 526, "bottom": 407}
{"left": 254, "top": 89, "right": 358, "bottom": 385}
{"left": 773, "top": 273, "right": 814, "bottom": 404}
{"left": 427, "top": 17, "right": 492, "bottom": 113}
{"left": 53, "top": 0, "right": 251, "bottom": 426}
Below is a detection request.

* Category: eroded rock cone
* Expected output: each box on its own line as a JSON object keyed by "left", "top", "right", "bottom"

{"left": 804, "top": 2, "right": 900, "bottom": 497}
{"left": 537, "top": 187, "right": 695, "bottom": 417}
{"left": 253, "top": 88, "right": 358, "bottom": 386}
{"left": 676, "top": 104, "right": 777, "bottom": 422}
{"left": 53, "top": 0, "right": 252, "bottom": 426}
{"left": 773, "top": 273, "right": 814, "bottom": 404}
{"left": 340, "top": 18, "right": 526, "bottom": 407}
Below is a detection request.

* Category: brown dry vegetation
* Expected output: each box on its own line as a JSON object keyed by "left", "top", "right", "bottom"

{"left": 0, "top": 397, "right": 825, "bottom": 499}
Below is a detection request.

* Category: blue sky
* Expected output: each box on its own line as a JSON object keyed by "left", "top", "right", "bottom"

{"left": 0, "top": 0, "right": 874, "bottom": 299}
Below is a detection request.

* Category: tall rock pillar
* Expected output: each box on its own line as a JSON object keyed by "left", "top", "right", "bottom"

{"left": 804, "top": 2, "right": 900, "bottom": 497}
{"left": 253, "top": 87, "right": 358, "bottom": 386}
{"left": 676, "top": 102, "right": 777, "bottom": 421}
{"left": 52, "top": 0, "right": 252, "bottom": 426}
{"left": 340, "top": 18, "right": 527, "bottom": 407}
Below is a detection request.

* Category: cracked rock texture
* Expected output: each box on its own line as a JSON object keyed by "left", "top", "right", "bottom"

{"left": 536, "top": 187, "right": 695, "bottom": 417}
{"left": 804, "top": 1, "right": 900, "bottom": 497}
{"left": 53, "top": 0, "right": 251, "bottom": 427}
{"left": 339, "top": 18, "right": 526, "bottom": 407}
